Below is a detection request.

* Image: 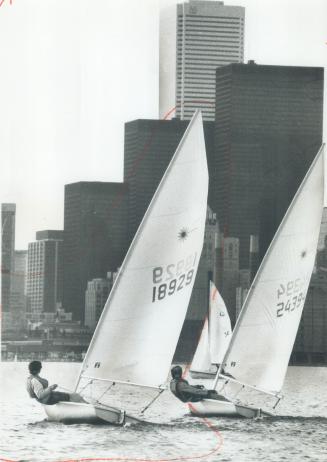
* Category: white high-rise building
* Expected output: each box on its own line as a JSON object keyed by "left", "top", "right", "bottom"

{"left": 84, "top": 272, "right": 117, "bottom": 330}
{"left": 160, "top": 0, "right": 245, "bottom": 121}
{"left": 26, "top": 230, "right": 63, "bottom": 314}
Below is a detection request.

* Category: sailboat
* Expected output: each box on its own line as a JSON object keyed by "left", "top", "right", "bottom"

{"left": 189, "top": 281, "right": 231, "bottom": 379}
{"left": 189, "top": 146, "right": 324, "bottom": 418}
{"left": 43, "top": 110, "right": 209, "bottom": 424}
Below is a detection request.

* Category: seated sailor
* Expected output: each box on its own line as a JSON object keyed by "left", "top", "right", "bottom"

{"left": 26, "top": 361, "right": 83, "bottom": 405}
{"left": 170, "top": 365, "right": 229, "bottom": 403}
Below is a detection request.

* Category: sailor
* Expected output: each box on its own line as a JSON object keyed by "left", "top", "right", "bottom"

{"left": 170, "top": 365, "right": 227, "bottom": 403}
{"left": 26, "top": 361, "right": 72, "bottom": 405}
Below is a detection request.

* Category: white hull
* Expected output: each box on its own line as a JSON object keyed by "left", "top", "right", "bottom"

{"left": 189, "top": 370, "right": 216, "bottom": 380}
{"left": 188, "top": 399, "right": 238, "bottom": 416}
{"left": 188, "top": 399, "right": 270, "bottom": 418}
{"left": 43, "top": 402, "right": 141, "bottom": 425}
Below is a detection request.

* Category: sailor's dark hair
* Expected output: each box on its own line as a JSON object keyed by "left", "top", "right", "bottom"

{"left": 28, "top": 360, "right": 42, "bottom": 375}
{"left": 171, "top": 365, "right": 183, "bottom": 378}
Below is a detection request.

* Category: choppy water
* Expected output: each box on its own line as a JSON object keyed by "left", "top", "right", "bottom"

{"left": 1, "top": 362, "right": 327, "bottom": 462}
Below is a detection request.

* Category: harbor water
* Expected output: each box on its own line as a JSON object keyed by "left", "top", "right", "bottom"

{"left": 1, "top": 362, "right": 327, "bottom": 462}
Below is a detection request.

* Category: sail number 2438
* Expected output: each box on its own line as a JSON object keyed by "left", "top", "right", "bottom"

{"left": 152, "top": 253, "right": 197, "bottom": 302}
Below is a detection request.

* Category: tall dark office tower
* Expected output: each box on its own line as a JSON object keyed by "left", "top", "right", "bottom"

{"left": 26, "top": 230, "right": 64, "bottom": 314}
{"left": 124, "top": 118, "right": 215, "bottom": 243}
{"left": 63, "top": 182, "right": 129, "bottom": 322}
{"left": 294, "top": 271, "right": 327, "bottom": 363}
{"left": 10, "top": 250, "right": 27, "bottom": 313}
{"left": 1, "top": 203, "right": 16, "bottom": 312}
{"left": 214, "top": 62, "right": 324, "bottom": 268}
{"left": 174, "top": 1, "right": 244, "bottom": 121}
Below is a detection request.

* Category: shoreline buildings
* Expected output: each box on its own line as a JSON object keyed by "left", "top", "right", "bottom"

{"left": 63, "top": 182, "right": 129, "bottom": 322}
{"left": 85, "top": 271, "right": 117, "bottom": 331}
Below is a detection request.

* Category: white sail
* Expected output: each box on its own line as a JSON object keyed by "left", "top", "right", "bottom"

{"left": 77, "top": 111, "right": 208, "bottom": 390}
{"left": 209, "top": 281, "right": 232, "bottom": 364}
{"left": 190, "top": 317, "right": 212, "bottom": 374}
{"left": 190, "top": 282, "right": 231, "bottom": 375}
{"left": 216, "top": 147, "right": 324, "bottom": 395}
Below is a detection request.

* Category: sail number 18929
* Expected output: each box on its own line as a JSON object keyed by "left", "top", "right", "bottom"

{"left": 152, "top": 253, "right": 197, "bottom": 302}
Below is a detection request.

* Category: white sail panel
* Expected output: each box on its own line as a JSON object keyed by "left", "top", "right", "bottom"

{"left": 78, "top": 111, "right": 208, "bottom": 389}
{"left": 209, "top": 282, "right": 232, "bottom": 364}
{"left": 219, "top": 148, "right": 324, "bottom": 394}
{"left": 190, "top": 318, "right": 212, "bottom": 374}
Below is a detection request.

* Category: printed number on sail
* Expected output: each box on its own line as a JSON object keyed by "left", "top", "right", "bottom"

{"left": 276, "top": 278, "right": 306, "bottom": 318}
{"left": 152, "top": 253, "right": 197, "bottom": 302}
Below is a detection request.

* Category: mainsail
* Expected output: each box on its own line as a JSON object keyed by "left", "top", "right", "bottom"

{"left": 190, "top": 282, "right": 231, "bottom": 374}
{"left": 190, "top": 317, "right": 212, "bottom": 374}
{"left": 215, "top": 146, "right": 324, "bottom": 396}
{"left": 76, "top": 111, "right": 208, "bottom": 391}
{"left": 209, "top": 281, "right": 232, "bottom": 364}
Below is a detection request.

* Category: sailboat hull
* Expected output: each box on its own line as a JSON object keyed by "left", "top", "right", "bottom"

{"left": 43, "top": 402, "right": 140, "bottom": 425}
{"left": 188, "top": 399, "right": 269, "bottom": 418}
{"left": 189, "top": 370, "right": 216, "bottom": 380}
{"left": 188, "top": 399, "right": 238, "bottom": 416}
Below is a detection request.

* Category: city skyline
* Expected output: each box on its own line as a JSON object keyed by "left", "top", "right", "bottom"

{"left": 0, "top": 0, "right": 327, "bottom": 249}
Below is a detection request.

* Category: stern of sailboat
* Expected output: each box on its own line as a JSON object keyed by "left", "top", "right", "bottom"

{"left": 43, "top": 401, "right": 139, "bottom": 425}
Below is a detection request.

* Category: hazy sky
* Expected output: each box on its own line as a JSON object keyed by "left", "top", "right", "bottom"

{"left": 0, "top": 0, "right": 326, "bottom": 249}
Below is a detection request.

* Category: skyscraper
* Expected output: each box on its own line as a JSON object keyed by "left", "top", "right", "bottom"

{"left": 63, "top": 182, "right": 129, "bottom": 322}
{"left": 187, "top": 206, "right": 219, "bottom": 320}
{"left": 160, "top": 0, "right": 245, "bottom": 121}
{"left": 294, "top": 271, "right": 327, "bottom": 364}
{"left": 214, "top": 62, "right": 324, "bottom": 268}
{"left": 84, "top": 272, "right": 117, "bottom": 330}
{"left": 1, "top": 203, "right": 16, "bottom": 313}
{"left": 10, "top": 250, "right": 27, "bottom": 313}
{"left": 221, "top": 236, "right": 239, "bottom": 324}
{"left": 26, "top": 230, "right": 63, "bottom": 314}
{"left": 124, "top": 118, "right": 215, "bottom": 242}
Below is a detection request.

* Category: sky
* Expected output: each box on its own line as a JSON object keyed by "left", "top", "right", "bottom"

{"left": 0, "top": 0, "right": 326, "bottom": 249}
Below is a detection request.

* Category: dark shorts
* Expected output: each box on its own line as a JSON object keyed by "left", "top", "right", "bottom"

{"left": 46, "top": 391, "right": 71, "bottom": 405}
{"left": 207, "top": 391, "right": 230, "bottom": 401}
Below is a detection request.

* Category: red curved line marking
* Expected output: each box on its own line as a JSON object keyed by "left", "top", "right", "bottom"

{"left": 55, "top": 414, "right": 223, "bottom": 462}
{"left": 182, "top": 362, "right": 190, "bottom": 379}
{"left": 211, "top": 287, "right": 218, "bottom": 301}
{"left": 163, "top": 106, "right": 177, "bottom": 120}
{"left": 0, "top": 0, "right": 13, "bottom": 7}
